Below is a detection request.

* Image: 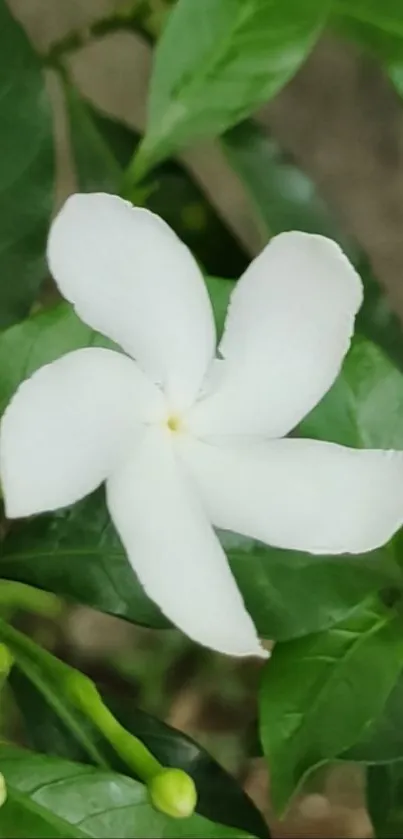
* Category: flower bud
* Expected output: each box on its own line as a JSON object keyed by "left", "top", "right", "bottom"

{"left": 0, "top": 644, "right": 12, "bottom": 678}
{"left": 149, "top": 768, "right": 197, "bottom": 819}
{"left": 0, "top": 773, "right": 7, "bottom": 808}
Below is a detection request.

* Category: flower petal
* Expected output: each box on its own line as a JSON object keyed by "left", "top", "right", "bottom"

{"left": 47, "top": 193, "right": 216, "bottom": 409}
{"left": 0, "top": 348, "right": 163, "bottom": 518}
{"left": 106, "top": 427, "right": 266, "bottom": 657}
{"left": 189, "top": 232, "right": 363, "bottom": 437}
{"left": 178, "top": 436, "right": 403, "bottom": 554}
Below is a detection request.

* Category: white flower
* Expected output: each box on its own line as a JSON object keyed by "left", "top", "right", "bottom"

{"left": 2, "top": 193, "right": 403, "bottom": 658}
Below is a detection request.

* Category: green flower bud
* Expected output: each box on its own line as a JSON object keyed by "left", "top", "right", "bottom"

{"left": 0, "top": 773, "right": 7, "bottom": 808}
{"left": 149, "top": 768, "right": 197, "bottom": 819}
{"left": 0, "top": 644, "right": 12, "bottom": 676}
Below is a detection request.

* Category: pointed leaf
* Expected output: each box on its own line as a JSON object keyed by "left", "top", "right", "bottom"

{"left": 344, "top": 671, "right": 403, "bottom": 763}
{"left": 259, "top": 600, "right": 403, "bottom": 814}
{"left": 139, "top": 0, "right": 328, "bottom": 167}
{"left": 0, "top": 0, "right": 54, "bottom": 326}
{"left": 0, "top": 745, "right": 256, "bottom": 838}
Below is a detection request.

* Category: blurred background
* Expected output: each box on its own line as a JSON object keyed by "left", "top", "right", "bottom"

{"left": 4, "top": 0, "right": 403, "bottom": 834}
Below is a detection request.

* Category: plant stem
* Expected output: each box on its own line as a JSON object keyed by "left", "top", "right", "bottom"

{"left": 66, "top": 672, "right": 162, "bottom": 781}
{"left": 43, "top": 2, "right": 152, "bottom": 68}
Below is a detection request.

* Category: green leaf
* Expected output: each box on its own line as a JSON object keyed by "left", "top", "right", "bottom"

{"left": 12, "top": 670, "right": 269, "bottom": 838}
{"left": 335, "top": 0, "right": 403, "bottom": 37}
{"left": 301, "top": 336, "right": 403, "bottom": 449}
{"left": 0, "top": 301, "right": 112, "bottom": 417}
{"left": 0, "top": 0, "right": 54, "bottom": 327}
{"left": 0, "top": 745, "right": 256, "bottom": 838}
{"left": 138, "top": 0, "right": 328, "bottom": 168}
{"left": 65, "top": 85, "right": 123, "bottom": 194}
{"left": 366, "top": 764, "right": 403, "bottom": 838}
{"left": 226, "top": 535, "right": 398, "bottom": 640}
{"left": 0, "top": 488, "right": 398, "bottom": 641}
{"left": 344, "top": 671, "right": 403, "bottom": 763}
{"left": 259, "top": 599, "right": 403, "bottom": 815}
{"left": 108, "top": 699, "right": 269, "bottom": 837}
{"left": 0, "top": 490, "right": 166, "bottom": 629}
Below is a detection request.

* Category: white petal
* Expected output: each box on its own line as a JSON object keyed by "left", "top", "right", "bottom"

{"left": 0, "top": 348, "right": 163, "bottom": 518}
{"left": 47, "top": 193, "right": 215, "bottom": 409}
{"left": 188, "top": 232, "right": 363, "bottom": 438}
{"left": 178, "top": 436, "right": 403, "bottom": 554}
{"left": 106, "top": 427, "right": 266, "bottom": 657}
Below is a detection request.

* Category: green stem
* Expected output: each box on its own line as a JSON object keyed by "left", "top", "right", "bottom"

{"left": 0, "top": 581, "right": 61, "bottom": 619}
{"left": 43, "top": 2, "right": 152, "bottom": 68}
{"left": 0, "top": 618, "right": 161, "bottom": 781}
{"left": 65, "top": 673, "right": 162, "bottom": 781}
{"left": 0, "top": 618, "right": 197, "bottom": 817}
{"left": 121, "top": 139, "right": 155, "bottom": 193}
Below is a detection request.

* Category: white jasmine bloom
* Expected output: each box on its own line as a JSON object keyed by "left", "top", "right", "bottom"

{"left": 2, "top": 193, "right": 403, "bottom": 658}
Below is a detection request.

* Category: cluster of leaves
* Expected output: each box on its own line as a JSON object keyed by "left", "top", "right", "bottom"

{"left": 2, "top": 0, "right": 403, "bottom": 836}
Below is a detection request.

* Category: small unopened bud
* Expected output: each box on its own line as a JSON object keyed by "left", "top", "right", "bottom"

{"left": 0, "top": 645, "right": 12, "bottom": 679}
{"left": 0, "top": 773, "right": 7, "bottom": 808}
{"left": 149, "top": 769, "right": 197, "bottom": 819}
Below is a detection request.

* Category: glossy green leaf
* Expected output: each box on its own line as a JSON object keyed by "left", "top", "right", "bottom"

{"left": 137, "top": 0, "right": 328, "bottom": 169}
{"left": 344, "top": 671, "right": 403, "bottom": 764}
{"left": 1, "top": 487, "right": 398, "bottom": 641}
{"left": 260, "top": 599, "right": 403, "bottom": 815}
{"left": 0, "top": 0, "right": 54, "bottom": 327}
{"left": 301, "top": 336, "right": 403, "bottom": 448}
{"left": 1, "top": 277, "right": 402, "bottom": 643}
{"left": 0, "top": 745, "right": 255, "bottom": 838}
{"left": 107, "top": 699, "right": 269, "bottom": 837}
{"left": 0, "top": 489, "right": 166, "bottom": 629}
{"left": 12, "top": 669, "right": 269, "bottom": 838}
{"left": 0, "top": 302, "right": 112, "bottom": 418}
{"left": 226, "top": 535, "right": 398, "bottom": 639}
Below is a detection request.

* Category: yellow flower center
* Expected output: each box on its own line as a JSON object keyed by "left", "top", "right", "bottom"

{"left": 167, "top": 414, "right": 182, "bottom": 433}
